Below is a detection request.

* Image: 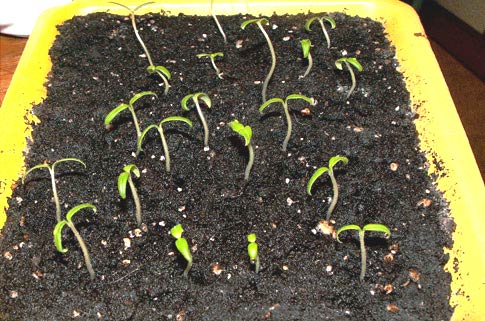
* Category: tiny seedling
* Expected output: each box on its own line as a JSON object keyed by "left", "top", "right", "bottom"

{"left": 307, "top": 155, "right": 349, "bottom": 221}
{"left": 23, "top": 158, "right": 86, "bottom": 223}
{"left": 241, "top": 18, "right": 276, "bottom": 103}
{"left": 137, "top": 116, "right": 193, "bottom": 173}
{"left": 259, "top": 94, "right": 314, "bottom": 151}
{"left": 336, "top": 223, "right": 391, "bottom": 282}
{"left": 305, "top": 16, "right": 336, "bottom": 49}
{"left": 170, "top": 224, "right": 192, "bottom": 277}
{"left": 247, "top": 233, "right": 260, "bottom": 273}
{"left": 181, "top": 92, "right": 212, "bottom": 149}
{"left": 53, "top": 203, "right": 97, "bottom": 280}
{"left": 335, "top": 57, "right": 363, "bottom": 99}
{"left": 300, "top": 39, "right": 313, "bottom": 78}
{"left": 197, "top": 52, "right": 224, "bottom": 79}
{"left": 228, "top": 120, "right": 254, "bottom": 180}
{"left": 211, "top": 0, "right": 227, "bottom": 43}
{"left": 118, "top": 164, "right": 142, "bottom": 226}
{"left": 105, "top": 91, "right": 157, "bottom": 139}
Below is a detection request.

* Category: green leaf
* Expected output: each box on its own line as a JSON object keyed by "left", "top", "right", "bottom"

{"left": 323, "top": 17, "right": 336, "bottom": 29}
{"left": 229, "top": 120, "right": 252, "bottom": 146}
{"left": 247, "top": 233, "right": 257, "bottom": 243}
{"left": 259, "top": 97, "right": 284, "bottom": 113}
{"left": 363, "top": 223, "right": 391, "bottom": 238}
{"left": 129, "top": 91, "right": 157, "bottom": 106}
{"left": 307, "top": 166, "right": 329, "bottom": 195}
{"left": 247, "top": 242, "right": 258, "bottom": 261}
{"left": 286, "top": 94, "right": 314, "bottom": 105}
{"left": 160, "top": 116, "right": 193, "bottom": 127}
{"left": 65, "top": 203, "right": 97, "bottom": 223}
{"left": 328, "top": 155, "right": 349, "bottom": 170}
{"left": 147, "top": 65, "right": 172, "bottom": 79}
{"left": 170, "top": 223, "right": 184, "bottom": 239}
{"left": 22, "top": 163, "right": 50, "bottom": 184}
{"left": 118, "top": 172, "right": 130, "bottom": 199}
{"left": 241, "top": 18, "right": 269, "bottom": 30}
{"left": 181, "top": 94, "right": 194, "bottom": 111}
{"left": 335, "top": 57, "right": 363, "bottom": 72}
{"left": 104, "top": 103, "right": 130, "bottom": 125}
{"left": 53, "top": 220, "right": 68, "bottom": 253}
{"left": 123, "top": 164, "right": 140, "bottom": 177}
{"left": 52, "top": 158, "right": 86, "bottom": 172}
{"left": 194, "top": 92, "right": 212, "bottom": 108}
{"left": 175, "top": 237, "right": 192, "bottom": 263}
{"left": 197, "top": 52, "right": 224, "bottom": 59}
{"left": 300, "top": 39, "right": 311, "bottom": 58}
{"left": 304, "top": 17, "right": 318, "bottom": 31}
{"left": 336, "top": 224, "right": 362, "bottom": 243}
{"left": 137, "top": 124, "right": 158, "bottom": 154}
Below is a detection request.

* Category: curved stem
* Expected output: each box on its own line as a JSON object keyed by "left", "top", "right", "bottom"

{"left": 210, "top": 57, "right": 223, "bottom": 79}
{"left": 157, "top": 127, "right": 171, "bottom": 173}
{"left": 326, "top": 172, "right": 339, "bottom": 221}
{"left": 211, "top": 0, "right": 227, "bottom": 43}
{"left": 319, "top": 19, "right": 331, "bottom": 48}
{"left": 257, "top": 21, "right": 276, "bottom": 103}
{"left": 49, "top": 168, "right": 62, "bottom": 223}
{"left": 359, "top": 230, "right": 367, "bottom": 282}
{"left": 183, "top": 260, "right": 192, "bottom": 278}
{"left": 128, "top": 106, "right": 142, "bottom": 139}
{"left": 130, "top": 12, "right": 154, "bottom": 67}
{"left": 345, "top": 61, "right": 356, "bottom": 99}
{"left": 282, "top": 103, "right": 292, "bottom": 152}
{"left": 155, "top": 70, "right": 170, "bottom": 95}
{"left": 128, "top": 176, "right": 141, "bottom": 226}
{"left": 303, "top": 52, "right": 313, "bottom": 78}
{"left": 195, "top": 100, "right": 210, "bottom": 148}
{"left": 67, "top": 222, "right": 95, "bottom": 280}
{"left": 245, "top": 143, "right": 254, "bottom": 180}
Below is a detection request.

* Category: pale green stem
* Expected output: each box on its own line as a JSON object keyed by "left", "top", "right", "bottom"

{"left": 282, "top": 103, "right": 292, "bottom": 152}
{"left": 359, "top": 230, "right": 367, "bottom": 282}
{"left": 254, "top": 255, "right": 260, "bottom": 273}
{"left": 127, "top": 176, "right": 141, "bottom": 226}
{"left": 128, "top": 106, "right": 141, "bottom": 139}
{"left": 183, "top": 259, "right": 193, "bottom": 278}
{"left": 154, "top": 70, "right": 170, "bottom": 95}
{"left": 210, "top": 57, "right": 223, "bottom": 79}
{"left": 319, "top": 19, "right": 331, "bottom": 48}
{"left": 195, "top": 100, "right": 209, "bottom": 148}
{"left": 345, "top": 61, "right": 357, "bottom": 99}
{"left": 257, "top": 21, "right": 276, "bottom": 103}
{"left": 49, "top": 168, "right": 62, "bottom": 223}
{"left": 157, "top": 127, "right": 171, "bottom": 173}
{"left": 245, "top": 143, "right": 254, "bottom": 180}
{"left": 326, "top": 171, "right": 339, "bottom": 221}
{"left": 130, "top": 12, "right": 154, "bottom": 67}
{"left": 303, "top": 52, "right": 313, "bottom": 78}
{"left": 67, "top": 221, "right": 95, "bottom": 280}
{"left": 211, "top": 0, "right": 227, "bottom": 43}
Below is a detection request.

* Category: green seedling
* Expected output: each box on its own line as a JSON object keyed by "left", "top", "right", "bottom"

{"left": 211, "top": 0, "right": 227, "bottom": 43}
{"left": 105, "top": 91, "right": 157, "bottom": 139}
{"left": 241, "top": 18, "right": 276, "bottom": 103}
{"left": 228, "top": 120, "right": 254, "bottom": 180}
{"left": 137, "top": 116, "right": 193, "bottom": 173}
{"left": 307, "top": 155, "right": 348, "bottom": 221}
{"left": 197, "top": 52, "right": 224, "bottom": 79}
{"left": 305, "top": 16, "right": 336, "bottom": 49}
{"left": 181, "top": 92, "right": 212, "bottom": 149}
{"left": 112, "top": 2, "right": 171, "bottom": 94}
{"left": 300, "top": 39, "right": 313, "bottom": 78}
{"left": 336, "top": 223, "right": 391, "bottom": 282}
{"left": 118, "top": 164, "right": 142, "bottom": 226}
{"left": 247, "top": 233, "right": 260, "bottom": 273}
{"left": 335, "top": 57, "right": 363, "bottom": 99}
{"left": 23, "top": 158, "right": 86, "bottom": 223}
{"left": 259, "top": 94, "right": 314, "bottom": 151}
{"left": 170, "top": 224, "right": 192, "bottom": 277}
{"left": 53, "top": 203, "right": 97, "bottom": 280}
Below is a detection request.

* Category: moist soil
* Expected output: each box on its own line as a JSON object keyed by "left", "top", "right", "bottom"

{"left": 0, "top": 11, "right": 453, "bottom": 320}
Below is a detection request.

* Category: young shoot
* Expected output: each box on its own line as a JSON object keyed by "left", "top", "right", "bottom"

{"left": 247, "top": 233, "right": 260, "bottom": 273}
{"left": 335, "top": 57, "right": 363, "bottom": 99}
{"left": 53, "top": 203, "right": 97, "bottom": 280}
{"left": 181, "top": 92, "right": 212, "bottom": 149}
{"left": 104, "top": 91, "right": 157, "bottom": 139}
{"left": 228, "top": 120, "right": 254, "bottom": 180}
{"left": 305, "top": 16, "right": 336, "bottom": 49}
{"left": 170, "top": 224, "right": 192, "bottom": 277}
{"left": 259, "top": 94, "right": 314, "bottom": 151}
{"left": 137, "top": 116, "right": 193, "bottom": 173}
{"left": 23, "top": 158, "right": 86, "bottom": 223}
{"left": 118, "top": 164, "right": 142, "bottom": 226}
{"left": 336, "top": 223, "right": 391, "bottom": 282}
{"left": 307, "top": 155, "right": 348, "bottom": 221}
{"left": 241, "top": 18, "right": 276, "bottom": 103}
{"left": 300, "top": 39, "right": 313, "bottom": 78}
{"left": 211, "top": 0, "right": 227, "bottom": 43}
{"left": 197, "top": 52, "right": 224, "bottom": 79}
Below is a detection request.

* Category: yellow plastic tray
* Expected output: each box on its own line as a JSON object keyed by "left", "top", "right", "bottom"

{"left": 1, "top": 1, "right": 484, "bottom": 319}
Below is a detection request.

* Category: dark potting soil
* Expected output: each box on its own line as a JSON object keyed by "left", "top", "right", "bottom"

{"left": 0, "top": 11, "right": 454, "bottom": 321}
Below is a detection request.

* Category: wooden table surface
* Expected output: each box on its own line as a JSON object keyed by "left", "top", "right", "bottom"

{"left": 0, "top": 35, "right": 28, "bottom": 105}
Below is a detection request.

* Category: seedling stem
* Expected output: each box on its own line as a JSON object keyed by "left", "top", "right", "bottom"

{"left": 170, "top": 224, "right": 193, "bottom": 277}
{"left": 305, "top": 16, "right": 336, "bottom": 48}
{"left": 335, "top": 57, "right": 363, "bottom": 99}
{"left": 118, "top": 164, "right": 142, "bottom": 225}
{"left": 211, "top": 0, "right": 227, "bottom": 43}
{"left": 181, "top": 92, "right": 212, "bottom": 149}
{"left": 229, "top": 120, "right": 254, "bottom": 180}
{"left": 197, "top": 52, "right": 224, "bottom": 79}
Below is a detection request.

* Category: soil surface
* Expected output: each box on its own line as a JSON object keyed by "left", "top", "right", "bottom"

{"left": 0, "top": 12, "right": 453, "bottom": 320}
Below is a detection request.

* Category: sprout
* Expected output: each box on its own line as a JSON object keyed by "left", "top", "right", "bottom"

{"left": 335, "top": 57, "right": 363, "bottom": 99}
{"left": 211, "top": 0, "right": 227, "bottom": 43}
{"left": 241, "top": 18, "right": 276, "bottom": 103}
{"left": 181, "top": 92, "right": 212, "bottom": 149}
{"left": 146, "top": 65, "right": 172, "bottom": 96}
{"left": 170, "top": 224, "right": 192, "bottom": 277}
{"left": 53, "top": 204, "right": 97, "bottom": 280}
{"left": 118, "top": 164, "right": 142, "bottom": 226}
{"left": 137, "top": 116, "right": 193, "bottom": 173}
{"left": 247, "top": 233, "right": 260, "bottom": 273}
{"left": 300, "top": 39, "right": 313, "bottom": 78}
{"left": 259, "top": 94, "right": 314, "bottom": 151}
{"left": 336, "top": 223, "right": 391, "bottom": 282}
{"left": 197, "top": 52, "right": 224, "bottom": 79}
{"left": 228, "top": 120, "right": 254, "bottom": 180}
{"left": 307, "top": 155, "right": 348, "bottom": 221}
{"left": 105, "top": 91, "right": 157, "bottom": 139}
{"left": 23, "top": 158, "right": 86, "bottom": 223}
{"left": 305, "top": 16, "right": 336, "bottom": 49}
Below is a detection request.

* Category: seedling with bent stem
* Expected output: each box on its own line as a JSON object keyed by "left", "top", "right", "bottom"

{"left": 305, "top": 16, "right": 336, "bottom": 49}
{"left": 336, "top": 223, "right": 391, "bottom": 282}
{"left": 53, "top": 203, "right": 97, "bottom": 280}
{"left": 211, "top": 0, "right": 227, "bottom": 43}
{"left": 137, "top": 116, "right": 193, "bottom": 173}
{"left": 118, "top": 164, "right": 142, "bottom": 226}
{"left": 170, "top": 224, "right": 192, "bottom": 277}
{"left": 23, "top": 158, "right": 86, "bottom": 223}
{"left": 300, "top": 39, "right": 313, "bottom": 78}
{"left": 241, "top": 18, "right": 276, "bottom": 103}
{"left": 307, "top": 155, "right": 348, "bottom": 221}
{"left": 229, "top": 120, "right": 254, "bottom": 180}
{"left": 247, "top": 233, "right": 260, "bottom": 273}
{"left": 335, "top": 57, "right": 363, "bottom": 99}
{"left": 105, "top": 91, "right": 157, "bottom": 139}
{"left": 259, "top": 94, "right": 314, "bottom": 151}
{"left": 197, "top": 52, "right": 224, "bottom": 79}
{"left": 181, "top": 92, "right": 211, "bottom": 149}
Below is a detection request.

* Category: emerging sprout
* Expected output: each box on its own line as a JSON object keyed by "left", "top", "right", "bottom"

{"left": 300, "top": 39, "right": 313, "bottom": 78}
{"left": 241, "top": 18, "right": 276, "bottom": 103}
{"left": 259, "top": 94, "right": 314, "bottom": 151}
{"left": 247, "top": 233, "right": 260, "bottom": 273}
{"left": 170, "top": 224, "right": 192, "bottom": 277}
{"left": 336, "top": 223, "right": 391, "bottom": 282}
{"left": 197, "top": 52, "right": 224, "bottom": 79}
{"left": 181, "top": 92, "right": 212, "bottom": 149}
{"left": 53, "top": 203, "right": 97, "bottom": 280}
{"left": 211, "top": 0, "right": 227, "bottom": 43}
{"left": 105, "top": 91, "right": 157, "bottom": 139}
{"left": 305, "top": 16, "right": 336, "bottom": 49}
{"left": 335, "top": 57, "right": 363, "bottom": 99}
{"left": 137, "top": 116, "right": 193, "bottom": 173}
{"left": 146, "top": 65, "right": 172, "bottom": 96}
{"left": 228, "top": 120, "right": 254, "bottom": 180}
{"left": 23, "top": 158, "right": 86, "bottom": 223}
{"left": 118, "top": 164, "right": 142, "bottom": 226}
{"left": 307, "top": 155, "right": 348, "bottom": 221}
